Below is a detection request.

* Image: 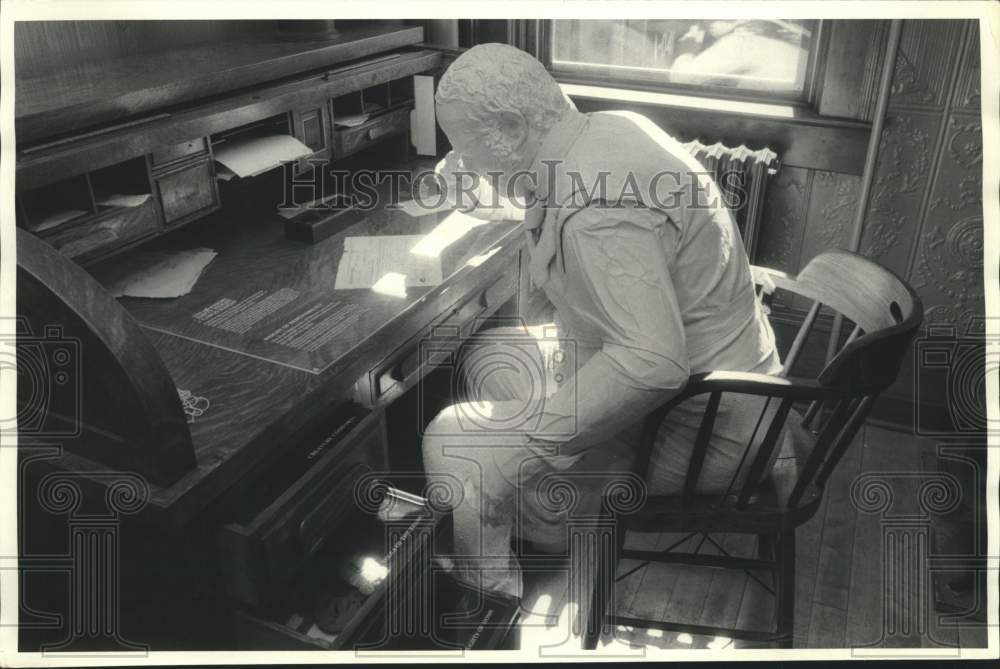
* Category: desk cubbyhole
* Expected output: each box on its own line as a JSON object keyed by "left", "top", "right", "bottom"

{"left": 388, "top": 76, "right": 415, "bottom": 108}
{"left": 332, "top": 91, "right": 364, "bottom": 120}
{"left": 89, "top": 156, "right": 154, "bottom": 212}
{"left": 18, "top": 174, "right": 94, "bottom": 234}
{"left": 361, "top": 82, "right": 390, "bottom": 115}
{"left": 211, "top": 113, "right": 291, "bottom": 147}
{"left": 209, "top": 112, "right": 303, "bottom": 184}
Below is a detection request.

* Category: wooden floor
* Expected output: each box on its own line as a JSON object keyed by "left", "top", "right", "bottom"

{"left": 513, "top": 423, "right": 990, "bottom": 654}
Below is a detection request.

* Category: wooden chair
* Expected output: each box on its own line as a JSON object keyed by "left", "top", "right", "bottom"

{"left": 583, "top": 250, "right": 924, "bottom": 649}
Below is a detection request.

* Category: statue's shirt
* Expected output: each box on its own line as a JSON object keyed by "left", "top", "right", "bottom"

{"left": 520, "top": 109, "right": 782, "bottom": 482}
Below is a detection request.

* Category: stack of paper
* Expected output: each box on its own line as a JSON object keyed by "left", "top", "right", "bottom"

{"left": 411, "top": 75, "right": 437, "bottom": 156}
{"left": 334, "top": 113, "right": 370, "bottom": 128}
{"left": 29, "top": 209, "right": 88, "bottom": 233}
{"left": 96, "top": 193, "right": 151, "bottom": 208}
{"left": 213, "top": 134, "right": 313, "bottom": 179}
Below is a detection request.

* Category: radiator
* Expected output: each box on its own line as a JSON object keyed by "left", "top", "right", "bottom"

{"left": 681, "top": 139, "right": 780, "bottom": 262}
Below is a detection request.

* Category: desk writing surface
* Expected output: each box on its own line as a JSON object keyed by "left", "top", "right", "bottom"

{"left": 84, "top": 193, "right": 522, "bottom": 527}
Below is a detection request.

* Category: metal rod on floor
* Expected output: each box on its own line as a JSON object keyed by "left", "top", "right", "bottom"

{"left": 825, "top": 19, "right": 904, "bottom": 364}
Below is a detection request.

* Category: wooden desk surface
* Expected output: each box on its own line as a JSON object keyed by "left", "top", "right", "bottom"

{"left": 15, "top": 23, "right": 423, "bottom": 145}
{"left": 67, "top": 174, "right": 524, "bottom": 530}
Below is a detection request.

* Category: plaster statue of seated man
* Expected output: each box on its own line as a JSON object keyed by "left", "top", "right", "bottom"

{"left": 407, "top": 43, "right": 783, "bottom": 603}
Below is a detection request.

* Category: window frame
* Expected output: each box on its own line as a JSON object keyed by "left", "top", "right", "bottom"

{"left": 538, "top": 19, "right": 828, "bottom": 108}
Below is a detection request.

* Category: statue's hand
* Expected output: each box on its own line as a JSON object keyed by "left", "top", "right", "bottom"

{"left": 416, "top": 151, "right": 468, "bottom": 207}
{"left": 418, "top": 151, "right": 525, "bottom": 222}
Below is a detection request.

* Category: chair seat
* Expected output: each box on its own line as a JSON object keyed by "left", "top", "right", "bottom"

{"left": 623, "top": 417, "right": 822, "bottom": 535}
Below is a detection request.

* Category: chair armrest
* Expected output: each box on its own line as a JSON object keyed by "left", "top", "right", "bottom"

{"left": 750, "top": 264, "right": 798, "bottom": 294}
{"left": 679, "top": 370, "right": 845, "bottom": 401}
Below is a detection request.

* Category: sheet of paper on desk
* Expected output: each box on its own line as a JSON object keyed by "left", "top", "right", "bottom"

{"left": 105, "top": 248, "right": 218, "bottom": 299}
{"left": 334, "top": 235, "right": 442, "bottom": 290}
{"left": 213, "top": 134, "right": 312, "bottom": 178}
{"left": 96, "top": 193, "right": 151, "bottom": 208}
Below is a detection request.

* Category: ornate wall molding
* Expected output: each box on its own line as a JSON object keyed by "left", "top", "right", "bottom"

{"left": 951, "top": 21, "right": 981, "bottom": 111}
{"left": 889, "top": 20, "right": 964, "bottom": 110}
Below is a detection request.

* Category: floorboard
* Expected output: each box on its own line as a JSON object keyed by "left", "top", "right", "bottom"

{"left": 697, "top": 533, "right": 754, "bottom": 634}
{"left": 806, "top": 424, "right": 865, "bottom": 647}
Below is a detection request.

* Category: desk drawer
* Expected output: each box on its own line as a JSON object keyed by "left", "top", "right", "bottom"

{"left": 151, "top": 137, "right": 209, "bottom": 168}
{"left": 232, "top": 504, "right": 521, "bottom": 651}
{"left": 154, "top": 159, "right": 219, "bottom": 225}
{"left": 367, "top": 263, "right": 519, "bottom": 404}
{"left": 216, "top": 407, "right": 386, "bottom": 606}
{"left": 333, "top": 107, "right": 409, "bottom": 159}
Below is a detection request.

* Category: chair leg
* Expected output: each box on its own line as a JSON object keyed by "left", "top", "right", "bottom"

{"left": 775, "top": 529, "right": 796, "bottom": 648}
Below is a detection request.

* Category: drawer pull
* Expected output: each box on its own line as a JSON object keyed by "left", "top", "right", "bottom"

{"left": 377, "top": 350, "right": 421, "bottom": 397}
{"left": 367, "top": 124, "right": 394, "bottom": 141}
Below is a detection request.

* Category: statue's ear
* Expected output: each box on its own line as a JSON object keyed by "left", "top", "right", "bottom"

{"left": 497, "top": 109, "right": 528, "bottom": 148}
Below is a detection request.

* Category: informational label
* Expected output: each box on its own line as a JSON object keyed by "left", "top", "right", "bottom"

{"left": 193, "top": 288, "right": 300, "bottom": 334}
{"left": 168, "top": 287, "right": 369, "bottom": 373}
{"left": 263, "top": 301, "right": 362, "bottom": 353}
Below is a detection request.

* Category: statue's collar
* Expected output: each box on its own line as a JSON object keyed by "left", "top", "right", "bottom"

{"left": 529, "top": 109, "right": 588, "bottom": 204}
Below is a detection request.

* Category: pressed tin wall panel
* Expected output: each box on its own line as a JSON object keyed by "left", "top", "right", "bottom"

{"left": 758, "top": 19, "right": 983, "bottom": 424}
{"left": 858, "top": 111, "right": 942, "bottom": 276}
{"left": 908, "top": 112, "right": 984, "bottom": 329}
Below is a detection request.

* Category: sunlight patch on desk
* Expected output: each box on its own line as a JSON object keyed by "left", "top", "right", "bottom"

{"left": 409, "top": 210, "right": 489, "bottom": 258}
{"left": 371, "top": 272, "right": 408, "bottom": 298}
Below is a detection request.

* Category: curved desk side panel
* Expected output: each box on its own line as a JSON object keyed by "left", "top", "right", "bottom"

{"left": 16, "top": 229, "right": 196, "bottom": 486}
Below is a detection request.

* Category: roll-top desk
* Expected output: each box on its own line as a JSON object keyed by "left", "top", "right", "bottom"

{"left": 15, "top": 22, "right": 527, "bottom": 651}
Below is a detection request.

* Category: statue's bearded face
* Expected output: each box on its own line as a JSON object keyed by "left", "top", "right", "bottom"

{"left": 436, "top": 101, "right": 530, "bottom": 195}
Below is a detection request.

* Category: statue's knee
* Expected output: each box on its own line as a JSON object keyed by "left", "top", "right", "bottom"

{"left": 424, "top": 405, "right": 463, "bottom": 439}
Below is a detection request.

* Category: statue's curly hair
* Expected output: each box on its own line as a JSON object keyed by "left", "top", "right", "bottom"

{"left": 435, "top": 43, "right": 571, "bottom": 150}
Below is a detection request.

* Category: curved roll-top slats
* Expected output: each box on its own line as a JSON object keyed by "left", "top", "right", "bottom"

{"left": 16, "top": 229, "right": 195, "bottom": 486}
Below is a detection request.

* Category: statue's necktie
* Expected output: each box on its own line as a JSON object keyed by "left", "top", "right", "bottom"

{"left": 523, "top": 195, "right": 559, "bottom": 289}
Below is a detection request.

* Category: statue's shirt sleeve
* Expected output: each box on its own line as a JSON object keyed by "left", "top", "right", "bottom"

{"left": 528, "top": 202, "right": 689, "bottom": 458}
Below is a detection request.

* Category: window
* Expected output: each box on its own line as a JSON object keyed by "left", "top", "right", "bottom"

{"left": 548, "top": 20, "right": 819, "bottom": 101}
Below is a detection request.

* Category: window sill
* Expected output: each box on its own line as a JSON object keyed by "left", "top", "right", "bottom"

{"left": 561, "top": 83, "right": 867, "bottom": 129}
{"left": 559, "top": 82, "right": 871, "bottom": 175}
